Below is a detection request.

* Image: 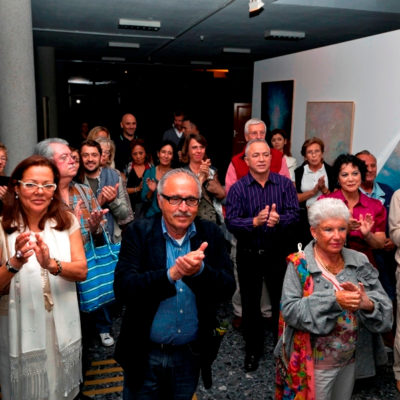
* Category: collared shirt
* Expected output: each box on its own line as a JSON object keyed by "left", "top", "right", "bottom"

{"left": 320, "top": 189, "right": 386, "bottom": 239}
{"left": 149, "top": 218, "right": 199, "bottom": 345}
{"left": 225, "top": 172, "right": 299, "bottom": 250}
{"left": 359, "top": 181, "right": 386, "bottom": 204}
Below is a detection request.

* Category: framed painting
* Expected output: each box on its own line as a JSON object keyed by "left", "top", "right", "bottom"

{"left": 305, "top": 101, "right": 355, "bottom": 164}
{"left": 377, "top": 140, "right": 400, "bottom": 191}
{"left": 261, "top": 80, "right": 294, "bottom": 140}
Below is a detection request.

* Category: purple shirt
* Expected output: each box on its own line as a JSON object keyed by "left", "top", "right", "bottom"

{"left": 225, "top": 172, "right": 300, "bottom": 250}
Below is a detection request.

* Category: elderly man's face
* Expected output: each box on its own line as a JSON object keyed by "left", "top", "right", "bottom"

{"left": 51, "top": 143, "right": 76, "bottom": 179}
{"left": 245, "top": 141, "right": 271, "bottom": 176}
{"left": 158, "top": 173, "right": 199, "bottom": 238}
{"left": 245, "top": 123, "right": 266, "bottom": 142}
{"left": 357, "top": 154, "right": 377, "bottom": 184}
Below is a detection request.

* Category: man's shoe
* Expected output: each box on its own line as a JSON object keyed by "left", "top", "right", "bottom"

{"left": 244, "top": 353, "right": 259, "bottom": 372}
{"left": 99, "top": 332, "right": 114, "bottom": 347}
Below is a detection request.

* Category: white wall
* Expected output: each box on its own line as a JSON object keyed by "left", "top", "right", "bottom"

{"left": 252, "top": 29, "right": 400, "bottom": 169}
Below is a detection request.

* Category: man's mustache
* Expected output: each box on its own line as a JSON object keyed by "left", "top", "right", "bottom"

{"left": 173, "top": 211, "right": 193, "bottom": 217}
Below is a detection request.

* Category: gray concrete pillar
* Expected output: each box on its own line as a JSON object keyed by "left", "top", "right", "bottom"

{"left": 0, "top": 0, "right": 37, "bottom": 174}
{"left": 36, "top": 46, "right": 58, "bottom": 139}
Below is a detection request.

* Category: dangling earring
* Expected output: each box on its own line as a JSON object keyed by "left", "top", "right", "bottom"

{"left": 51, "top": 197, "right": 54, "bottom": 201}
{"left": 15, "top": 193, "right": 19, "bottom": 199}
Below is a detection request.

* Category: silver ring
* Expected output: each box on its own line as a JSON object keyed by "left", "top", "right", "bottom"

{"left": 15, "top": 250, "right": 23, "bottom": 259}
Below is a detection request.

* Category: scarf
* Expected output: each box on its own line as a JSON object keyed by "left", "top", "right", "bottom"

{"left": 276, "top": 250, "right": 315, "bottom": 400}
{"left": 6, "top": 219, "right": 82, "bottom": 399}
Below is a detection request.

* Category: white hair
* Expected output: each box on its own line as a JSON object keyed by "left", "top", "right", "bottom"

{"left": 308, "top": 198, "right": 350, "bottom": 228}
{"left": 244, "top": 118, "right": 267, "bottom": 136}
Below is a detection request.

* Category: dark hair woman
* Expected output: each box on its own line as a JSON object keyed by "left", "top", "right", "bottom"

{"left": 0, "top": 155, "right": 87, "bottom": 400}
{"left": 141, "top": 140, "right": 177, "bottom": 217}
{"left": 268, "top": 129, "right": 297, "bottom": 181}
{"left": 319, "top": 153, "right": 386, "bottom": 266}
{"left": 125, "top": 138, "right": 152, "bottom": 218}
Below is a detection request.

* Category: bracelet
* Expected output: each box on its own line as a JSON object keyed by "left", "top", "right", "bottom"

{"left": 51, "top": 258, "right": 63, "bottom": 276}
{"left": 6, "top": 259, "right": 20, "bottom": 274}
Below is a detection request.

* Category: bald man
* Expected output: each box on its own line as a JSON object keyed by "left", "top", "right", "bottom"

{"left": 115, "top": 113, "right": 137, "bottom": 172}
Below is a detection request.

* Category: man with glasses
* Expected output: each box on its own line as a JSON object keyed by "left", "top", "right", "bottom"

{"left": 225, "top": 139, "right": 299, "bottom": 372}
{"left": 114, "top": 168, "right": 235, "bottom": 399}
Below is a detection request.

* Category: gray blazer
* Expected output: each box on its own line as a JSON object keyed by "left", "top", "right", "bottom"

{"left": 275, "top": 242, "right": 393, "bottom": 378}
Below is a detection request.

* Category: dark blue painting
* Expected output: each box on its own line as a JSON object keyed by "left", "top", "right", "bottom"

{"left": 261, "top": 80, "right": 294, "bottom": 139}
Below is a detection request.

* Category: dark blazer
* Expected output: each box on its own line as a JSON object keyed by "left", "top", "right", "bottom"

{"left": 294, "top": 161, "right": 336, "bottom": 209}
{"left": 114, "top": 214, "right": 235, "bottom": 389}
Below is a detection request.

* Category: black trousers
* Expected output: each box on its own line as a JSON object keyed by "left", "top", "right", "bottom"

{"left": 236, "top": 248, "right": 287, "bottom": 354}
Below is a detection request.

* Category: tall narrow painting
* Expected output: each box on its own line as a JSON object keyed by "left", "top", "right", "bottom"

{"left": 305, "top": 101, "right": 354, "bottom": 164}
{"left": 261, "top": 80, "right": 294, "bottom": 139}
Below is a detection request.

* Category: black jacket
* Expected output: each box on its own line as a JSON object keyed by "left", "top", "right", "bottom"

{"left": 114, "top": 214, "right": 235, "bottom": 389}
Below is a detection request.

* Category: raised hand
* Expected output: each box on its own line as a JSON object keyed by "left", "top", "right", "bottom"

{"left": 98, "top": 183, "right": 119, "bottom": 205}
{"left": 146, "top": 178, "right": 157, "bottom": 193}
{"left": 88, "top": 209, "right": 109, "bottom": 233}
{"left": 171, "top": 242, "right": 208, "bottom": 279}
{"left": 266, "top": 203, "right": 280, "bottom": 227}
{"left": 359, "top": 213, "right": 375, "bottom": 237}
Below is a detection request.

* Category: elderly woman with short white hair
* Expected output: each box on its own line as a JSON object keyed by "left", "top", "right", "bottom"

{"left": 275, "top": 198, "right": 392, "bottom": 400}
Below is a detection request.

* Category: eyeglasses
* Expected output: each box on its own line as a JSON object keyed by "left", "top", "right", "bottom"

{"left": 18, "top": 180, "right": 57, "bottom": 192}
{"left": 57, "top": 153, "right": 74, "bottom": 163}
{"left": 160, "top": 193, "right": 200, "bottom": 207}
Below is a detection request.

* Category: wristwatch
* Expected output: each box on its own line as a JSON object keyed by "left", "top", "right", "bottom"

{"left": 6, "top": 259, "right": 20, "bottom": 274}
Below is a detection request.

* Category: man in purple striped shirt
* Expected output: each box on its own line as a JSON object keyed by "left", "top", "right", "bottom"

{"left": 225, "top": 139, "right": 299, "bottom": 372}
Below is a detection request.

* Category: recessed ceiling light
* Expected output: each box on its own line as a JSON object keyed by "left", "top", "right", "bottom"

{"left": 109, "top": 41, "right": 140, "bottom": 48}
{"left": 102, "top": 56, "right": 126, "bottom": 62}
{"left": 118, "top": 18, "right": 161, "bottom": 31}
{"left": 223, "top": 47, "right": 251, "bottom": 54}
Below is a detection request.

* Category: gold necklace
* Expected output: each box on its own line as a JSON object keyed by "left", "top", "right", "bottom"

{"left": 314, "top": 247, "right": 344, "bottom": 275}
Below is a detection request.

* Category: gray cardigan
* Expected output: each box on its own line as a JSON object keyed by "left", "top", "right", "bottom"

{"left": 275, "top": 242, "right": 393, "bottom": 378}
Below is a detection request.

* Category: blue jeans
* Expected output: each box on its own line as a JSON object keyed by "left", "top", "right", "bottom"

{"left": 123, "top": 343, "right": 200, "bottom": 400}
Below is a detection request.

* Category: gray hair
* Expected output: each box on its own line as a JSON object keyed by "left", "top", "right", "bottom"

{"left": 244, "top": 139, "right": 269, "bottom": 157}
{"left": 157, "top": 168, "right": 202, "bottom": 199}
{"left": 355, "top": 149, "right": 376, "bottom": 161}
{"left": 244, "top": 118, "right": 267, "bottom": 136}
{"left": 34, "top": 138, "right": 69, "bottom": 160}
{"left": 308, "top": 198, "right": 350, "bottom": 228}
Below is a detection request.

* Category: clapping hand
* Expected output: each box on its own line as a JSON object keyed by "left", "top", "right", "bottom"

{"left": 170, "top": 242, "right": 208, "bottom": 280}
{"left": 146, "top": 178, "right": 157, "bottom": 192}
{"left": 98, "top": 183, "right": 119, "bottom": 206}
{"left": 254, "top": 204, "right": 280, "bottom": 227}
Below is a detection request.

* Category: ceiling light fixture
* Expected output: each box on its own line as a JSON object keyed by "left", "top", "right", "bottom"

{"left": 118, "top": 18, "right": 161, "bottom": 31}
{"left": 264, "top": 30, "right": 306, "bottom": 40}
{"left": 109, "top": 41, "right": 140, "bottom": 48}
{"left": 102, "top": 56, "right": 126, "bottom": 62}
{"left": 222, "top": 47, "right": 251, "bottom": 54}
{"left": 249, "top": 0, "right": 264, "bottom": 13}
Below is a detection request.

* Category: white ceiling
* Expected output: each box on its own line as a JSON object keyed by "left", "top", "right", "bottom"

{"left": 32, "top": 0, "right": 400, "bottom": 68}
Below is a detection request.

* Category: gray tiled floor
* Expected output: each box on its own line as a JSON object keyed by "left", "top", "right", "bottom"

{"left": 85, "top": 302, "right": 400, "bottom": 399}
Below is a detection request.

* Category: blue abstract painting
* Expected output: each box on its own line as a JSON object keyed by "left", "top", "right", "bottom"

{"left": 377, "top": 140, "right": 400, "bottom": 191}
{"left": 261, "top": 80, "right": 294, "bottom": 139}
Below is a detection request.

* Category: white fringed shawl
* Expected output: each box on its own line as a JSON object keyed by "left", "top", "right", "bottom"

{"left": 6, "top": 220, "right": 82, "bottom": 399}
